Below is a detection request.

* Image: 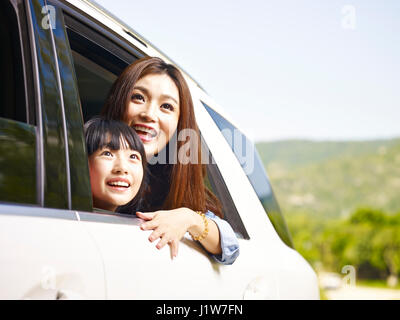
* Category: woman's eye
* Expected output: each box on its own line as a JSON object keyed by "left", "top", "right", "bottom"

{"left": 132, "top": 94, "right": 145, "bottom": 102}
{"left": 161, "top": 103, "right": 174, "bottom": 111}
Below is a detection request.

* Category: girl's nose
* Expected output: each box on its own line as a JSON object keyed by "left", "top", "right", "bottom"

{"left": 112, "top": 158, "right": 129, "bottom": 174}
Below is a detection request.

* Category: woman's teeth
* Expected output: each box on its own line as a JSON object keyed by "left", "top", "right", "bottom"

{"left": 134, "top": 125, "right": 157, "bottom": 138}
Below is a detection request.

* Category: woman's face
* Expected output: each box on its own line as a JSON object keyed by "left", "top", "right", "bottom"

{"left": 89, "top": 143, "right": 144, "bottom": 212}
{"left": 124, "top": 73, "right": 180, "bottom": 158}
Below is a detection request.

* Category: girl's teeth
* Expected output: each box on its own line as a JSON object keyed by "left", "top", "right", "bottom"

{"left": 108, "top": 181, "right": 129, "bottom": 187}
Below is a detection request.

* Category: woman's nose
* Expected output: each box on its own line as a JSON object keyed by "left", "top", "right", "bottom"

{"left": 139, "top": 102, "right": 157, "bottom": 121}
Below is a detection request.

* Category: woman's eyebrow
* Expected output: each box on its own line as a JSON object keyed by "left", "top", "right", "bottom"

{"left": 133, "top": 86, "right": 149, "bottom": 96}
{"left": 160, "top": 94, "right": 179, "bottom": 105}
{"left": 133, "top": 86, "right": 178, "bottom": 105}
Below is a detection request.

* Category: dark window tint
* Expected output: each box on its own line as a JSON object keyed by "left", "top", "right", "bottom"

{"left": 0, "top": 1, "right": 36, "bottom": 205}
{"left": 65, "top": 16, "right": 137, "bottom": 122}
{"left": 0, "top": 0, "right": 26, "bottom": 123}
{"left": 202, "top": 140, "right": 249, "bottom": 240}
{"left": 202, "top": 102, "right": 293, "bottom": 248}
{"left": 0, "top": 119, "right": 37, "bottom": 205}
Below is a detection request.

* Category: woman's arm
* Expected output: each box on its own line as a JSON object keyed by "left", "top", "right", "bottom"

{"left": 186, "top": 209, "right": 222, "bottom": 255}
{"left": 136, "top": 208, "right": 239, "bottom": 264}
{"left": 202, "top": 211, "right": 240, "bottom": 265}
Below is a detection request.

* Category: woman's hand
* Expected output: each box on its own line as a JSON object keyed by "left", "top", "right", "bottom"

{"left": 136, "top": 208, "right": 195, "bottom": 258}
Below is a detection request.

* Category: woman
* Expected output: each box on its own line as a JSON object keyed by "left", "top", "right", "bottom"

{"left": 101, "top": 56, "right": 239, "bottom": 264}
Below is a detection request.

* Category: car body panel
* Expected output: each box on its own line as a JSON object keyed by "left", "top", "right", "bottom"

{"left": 0, "top": 205, "right": 105, "bottom": 299}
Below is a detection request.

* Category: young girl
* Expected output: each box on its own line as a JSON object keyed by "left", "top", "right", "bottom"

{"left": 84, "top": 117, "right": 147, "bottom": 213}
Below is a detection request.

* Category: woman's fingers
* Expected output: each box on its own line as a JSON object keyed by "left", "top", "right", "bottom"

{"left": 140, "top": 219, "right": 159, "bottom": 231}
{"left": 136, "top": 211, "right": 156, "bottom": 220}
{"left": 156, "top": 235, "right": 170, "bottom": 250}
{"left": 148, "top": 228, "right": 163, "bottom": 242}
{"left": 169, "top": 240, "right": 179, "bottom": 258}
{"left": 137, "top": 210, "right": 184, "bottom": 258}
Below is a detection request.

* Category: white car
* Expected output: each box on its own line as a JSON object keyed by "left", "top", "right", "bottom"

{"left": 0, "top": 0, "right": 319, "bottom": 299}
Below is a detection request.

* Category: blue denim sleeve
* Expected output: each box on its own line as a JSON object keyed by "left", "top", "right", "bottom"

{"left": 205, "top": 210, "right": 240, "bottom": 265}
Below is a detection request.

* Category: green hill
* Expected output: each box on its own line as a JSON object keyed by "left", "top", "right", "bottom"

{"left": 256, "top": 138, "right": 400, "bottom": 219}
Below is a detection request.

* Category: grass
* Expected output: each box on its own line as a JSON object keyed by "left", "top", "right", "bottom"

{"left": 319, "top": 287, "right": 329, "bottom": 300}
{"left": 356, "top": 279, "right": 400, "bottom": 290}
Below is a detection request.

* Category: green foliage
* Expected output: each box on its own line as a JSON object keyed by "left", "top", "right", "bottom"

{"left": 349, "top": 207, "right": 387, "bottom": 225}
{"left": 256, "top": 138, "right": 400, "bottom": 218}
{"left": 256, "top": 138, "right": 400, "bottom": 281}
{"left": 287, "top": 208, "right": 400, "bottom": 280}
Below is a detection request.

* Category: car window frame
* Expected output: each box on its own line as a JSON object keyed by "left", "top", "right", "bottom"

{"left": 55, "top": 0, "right": 143, "bottom": 219}
{"left": 26, "top": 0, "right": 73, "bottom": 209}
{"left": 201, "top": 101, "right": 294, "bottom": 248}
{"left": 51, "top": 0, "right": 252, "bottom": 239}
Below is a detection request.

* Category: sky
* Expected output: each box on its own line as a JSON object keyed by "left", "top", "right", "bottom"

{"left": 95, "top": 0, "right": 400, "bottom": 142}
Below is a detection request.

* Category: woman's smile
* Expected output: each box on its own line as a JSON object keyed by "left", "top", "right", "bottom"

{"left": 133, "top": 124, "right": 159, "bottom": 142}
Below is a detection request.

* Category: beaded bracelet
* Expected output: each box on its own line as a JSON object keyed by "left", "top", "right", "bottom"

{"left": 190, "top": 211, "right": 209, "bottom": 241}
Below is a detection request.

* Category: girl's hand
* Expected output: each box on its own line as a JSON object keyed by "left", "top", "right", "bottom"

{"left": 136, "top": 208, "right": 194, "bottom": 258}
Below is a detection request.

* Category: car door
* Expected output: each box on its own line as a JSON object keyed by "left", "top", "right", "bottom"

{"left": 0, "top": 0, "right": 105, "bottom": 299}
{"left": 55, "top": 0, "right": 246, "bottom": 299}
{"left": 57, "top": 0, "right": 319, "bottom": 299}
{"left": 192, "top": 91, "right": 320, "bottom": 299}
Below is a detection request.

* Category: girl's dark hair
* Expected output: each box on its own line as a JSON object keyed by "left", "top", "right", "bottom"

{"left": 101, "top": 56, "right": 223, "bottom": 218}
{"left": 84, "top": 117, "right": 148, "bottom": 213}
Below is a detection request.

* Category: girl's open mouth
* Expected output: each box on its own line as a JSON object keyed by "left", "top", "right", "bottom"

{"left": 107, "top": 179, "right": 131, "bottom": 191}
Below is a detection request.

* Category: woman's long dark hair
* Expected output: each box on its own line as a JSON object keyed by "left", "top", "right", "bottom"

{"left": 84, "top": 117, "right": 148, "bottom": 213}
{"left": 101, "top": 57, "right": 222, "bottom": 217}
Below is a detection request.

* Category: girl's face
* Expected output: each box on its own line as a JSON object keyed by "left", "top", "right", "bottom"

{"left": 89, "top": 143, "right": 144, "bottom": 211}
{"left": 125, "top": 73, "right": 180, "bottom": 158}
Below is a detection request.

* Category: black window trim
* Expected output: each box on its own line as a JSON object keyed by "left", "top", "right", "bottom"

{"left": 55, "top": 0, "right": 145, "bottom": 62}
{"left": 24, "top": 0, "right": 44, "bottom": 206}
{"left": 47, "top": 7, "right": 72, "bottom": 210}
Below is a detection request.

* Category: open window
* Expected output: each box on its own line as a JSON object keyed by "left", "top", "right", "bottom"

{"left": 62, "top": 11, "right": 142, "bottom": 213}
{"left": 65, "top": 14, "right": 139, "bottom": 122}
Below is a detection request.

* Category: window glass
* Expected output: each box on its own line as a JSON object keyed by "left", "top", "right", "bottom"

{"left": 202, "top": 140, "right": 249, "bottom": 240}
{"left": 66, "top": 25, "right": 133, "bottom": 122}
{"left": 202, "top": 102, "right": 293, "bottom": 248}
{"left": 0, "top": 1, "right": 37, "bottom": 205}
{"left": 70, "top": 50, "right": 118, "bottom": 123}
{"left": 0, "top": 0, "right": 26, "bottom": 123}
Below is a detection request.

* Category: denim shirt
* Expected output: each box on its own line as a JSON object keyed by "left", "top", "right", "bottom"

{"left": 204, "top": 210, "right": 240, "bottom": 265}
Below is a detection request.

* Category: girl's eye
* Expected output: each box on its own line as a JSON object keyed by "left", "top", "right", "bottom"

{"left": 130, "top": 153, "right": 140, "bottom": 161}
{"left": 132, "top": 94, "right": 145, "bottom": 102}
{"left": 101, "top": 150, "right": 112, "bottom": 157}
{"left": 161, "top": 103, "right": 174, "bottom": 111}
